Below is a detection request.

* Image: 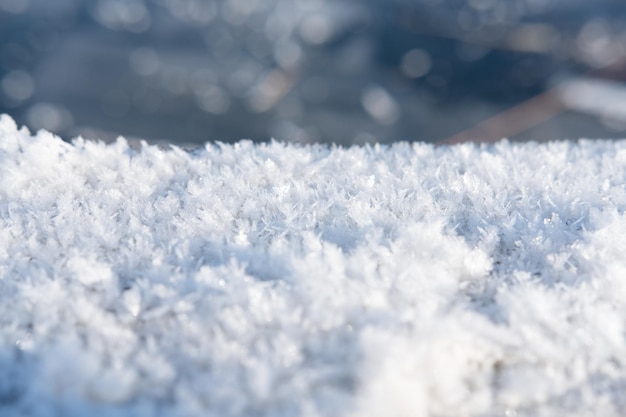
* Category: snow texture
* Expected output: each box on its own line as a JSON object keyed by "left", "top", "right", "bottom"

{"left": 1, "top": 114, "right": 626, "bottom": 416}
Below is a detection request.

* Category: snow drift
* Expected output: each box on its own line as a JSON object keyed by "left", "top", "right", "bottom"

{"left": 1, "top": 114, "right": 626, "bottom": 416}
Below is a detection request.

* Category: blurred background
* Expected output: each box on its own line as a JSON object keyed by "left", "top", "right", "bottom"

{"left": 1, "top": 0, "right": 626, "bottom": 146}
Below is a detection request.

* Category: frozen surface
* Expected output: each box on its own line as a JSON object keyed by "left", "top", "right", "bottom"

{"left": 1, "top": 114, "right": 626, "bottom": 416}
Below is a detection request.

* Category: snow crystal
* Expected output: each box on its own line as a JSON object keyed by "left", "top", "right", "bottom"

{"left": 1, "top": 114, "right": 626, "bottom": 416}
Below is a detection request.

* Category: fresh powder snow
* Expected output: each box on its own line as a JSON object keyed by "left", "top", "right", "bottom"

{"left": 1, "top": 114, "right": 626, "bottom": 416}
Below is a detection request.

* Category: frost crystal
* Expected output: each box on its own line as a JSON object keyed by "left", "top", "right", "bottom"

{"left": 1, "top": 114, "right": 626, "bottom": 416}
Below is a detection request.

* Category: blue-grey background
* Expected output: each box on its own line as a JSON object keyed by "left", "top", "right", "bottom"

{"left": 1, "top": 0, "right": 626, "bottom": 145}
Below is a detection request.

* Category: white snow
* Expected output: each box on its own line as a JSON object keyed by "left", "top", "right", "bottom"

{"left": 1, "top": 113, "right": 626, "bottom": 416}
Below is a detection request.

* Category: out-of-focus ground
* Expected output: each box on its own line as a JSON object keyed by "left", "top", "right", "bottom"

{"left": 1, "top": 0, "right": 626, "bottom": 146}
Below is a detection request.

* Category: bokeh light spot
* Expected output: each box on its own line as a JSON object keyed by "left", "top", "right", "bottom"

{"left": 1, "top": 70, "right": 34, "bottom": 102}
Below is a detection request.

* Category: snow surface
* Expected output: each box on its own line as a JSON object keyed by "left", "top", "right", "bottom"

{"left": 1, "top": 114, "right": 626, "bottom": 416}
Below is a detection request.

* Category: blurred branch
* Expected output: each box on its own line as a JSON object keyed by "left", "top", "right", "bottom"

{"left": 440, "top": 55, "right": 626, "bottom": 145}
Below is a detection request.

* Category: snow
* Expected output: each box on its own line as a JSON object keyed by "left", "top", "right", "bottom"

{"left": 1, "top": 113, "right": 626, "bottom": 416}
